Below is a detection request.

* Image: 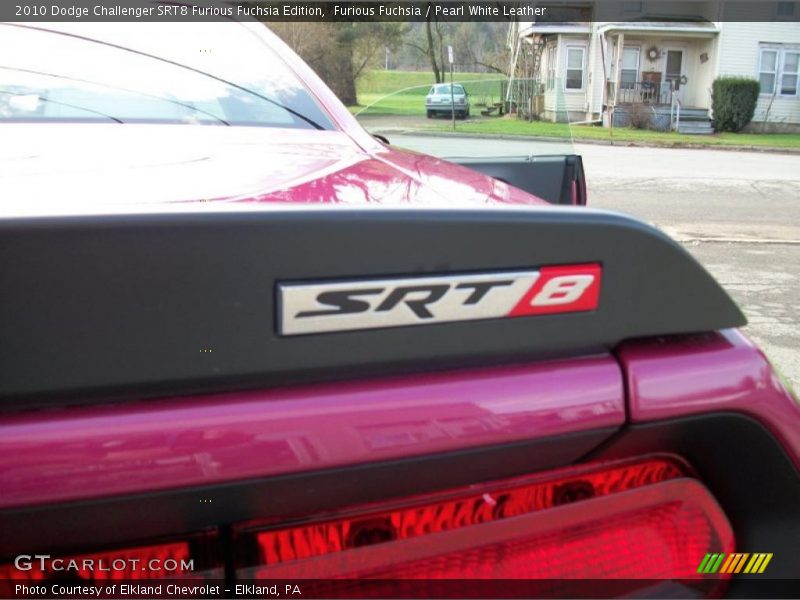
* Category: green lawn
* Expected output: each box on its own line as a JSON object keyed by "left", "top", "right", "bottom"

{"left": 354, "top": 70, "right": 505, "bottom": 117}
{"left": 427, "top": 118, "right": 800, "bottom": 149}
{"left": 353, "top": 93, "right": 426, "bottom": 116}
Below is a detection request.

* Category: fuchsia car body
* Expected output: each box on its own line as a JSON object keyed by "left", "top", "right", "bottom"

{"left": 0, "top": 20, "right": 798, "bottom": 600}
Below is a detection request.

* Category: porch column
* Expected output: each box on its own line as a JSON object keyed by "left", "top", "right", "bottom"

{"left": 613, "top": 33, "right": 624, "bottom": 107}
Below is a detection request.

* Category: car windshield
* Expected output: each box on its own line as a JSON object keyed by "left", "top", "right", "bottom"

{"left": 432, "top": 84, "right": 466, "bottom": 95}
{"left": 0, "top": 23, "right": 334, "bottom": 129}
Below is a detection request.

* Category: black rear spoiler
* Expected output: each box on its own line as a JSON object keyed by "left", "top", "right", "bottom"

{"left": 453, "top": 155, "right": 587, "bottom": 206}
{"left": 0, "top": 207, "right": 744, "bottom": 407}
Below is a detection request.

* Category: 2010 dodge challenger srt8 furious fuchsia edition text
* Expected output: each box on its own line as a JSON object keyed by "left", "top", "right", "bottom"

{"left": 0, "top": 17, "right": 798, "bottom": 600}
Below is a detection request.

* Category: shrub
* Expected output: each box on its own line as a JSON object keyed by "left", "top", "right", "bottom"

{"left": 711, "top": 77, "right": 760, "bottom": 132}
{"left": 628, "top": 103, "right": 654, "bottom": 129}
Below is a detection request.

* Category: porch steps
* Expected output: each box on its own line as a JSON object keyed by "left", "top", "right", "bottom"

{"left": 674, "top": 108, "right": 713, "bottom": 135}
{"left": 677, "top": 121, "right": 714, "bottom": 135}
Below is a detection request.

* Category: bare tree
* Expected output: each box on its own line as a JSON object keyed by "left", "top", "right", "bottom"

{"left": 454, "top": 22, "right": 509, "bottom": 74}
{"left": 761, "top": 88, "right": 778, "bottom": 133}
{"left": 403, "top": 18, "right": 442, "bottom": 83}
{"left": 425, "top": 16, "right": 443, "bottom": 83}
{"left": 268, "top": 22, "right": 404, "bottom": 105}
{"left": 436, "top": 20, "right": 447, "bottom": 78}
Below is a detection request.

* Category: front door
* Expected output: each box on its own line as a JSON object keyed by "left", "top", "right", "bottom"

{"left": 663, "top": 49, "right": 686, "bottom": 99}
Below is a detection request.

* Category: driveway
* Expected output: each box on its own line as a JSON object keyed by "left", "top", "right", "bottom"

{"left": 382, "top": 133, "right": 800, "bottom": 393}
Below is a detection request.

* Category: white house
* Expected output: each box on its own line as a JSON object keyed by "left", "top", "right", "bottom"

{"left": 518, "top": 1, "right": 800, "bottom": 132}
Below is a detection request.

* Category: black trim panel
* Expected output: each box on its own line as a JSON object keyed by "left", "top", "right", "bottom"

{"left": 452, "top": 155, "right": 586, "bottom": 206}
{"left": 0, "top": 208, "right": 744, "bottom": 405}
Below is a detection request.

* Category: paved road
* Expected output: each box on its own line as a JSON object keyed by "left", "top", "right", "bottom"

{"left": 382, "top": 134, "right": 800, "bottom": 392}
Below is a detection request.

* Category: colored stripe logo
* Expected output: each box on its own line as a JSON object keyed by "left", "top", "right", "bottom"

{"left": 697, "top": 553, "right": 773, "bottom": 574}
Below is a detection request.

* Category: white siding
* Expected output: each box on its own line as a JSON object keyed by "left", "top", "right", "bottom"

{"left": 542, "top": 37, "right": 561, "bottom": 119}
{"left": 589, "top": 30, "right": 607, "bottom": 116}
{"left": 539, "top": 35, "right": 592, "bottom": 121}
{"left": 717, "top": 22, "right": 800, "bottom": 125}
{"left": 695, "top": 36, "right": 719, "bottom": 109}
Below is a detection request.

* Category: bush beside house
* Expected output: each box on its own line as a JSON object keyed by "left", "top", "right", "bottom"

{"left": 626, "top": 103, "right": 654, "bottom": 130}
{"left": 711, "top": 78, "right": 760, "bottom": 133}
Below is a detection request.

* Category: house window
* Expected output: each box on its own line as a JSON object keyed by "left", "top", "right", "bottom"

{"left": 565, "top": 46, "right": 585, "bottom": 90}
{"left": 620, "top": 46, "right": 640, "bottom": 89}
{"left": 781, "top": 51, "right": 799, "bottom": 95}
{"left": 759, "top": 45, "right": 800, "bottom": 96}
{"left": 759, "top": 48, "right": 779, "bottom": 94}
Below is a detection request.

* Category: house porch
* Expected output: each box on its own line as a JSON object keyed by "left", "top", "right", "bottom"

{"left": 601, "top": 22, "right": 720, "bottom": 131}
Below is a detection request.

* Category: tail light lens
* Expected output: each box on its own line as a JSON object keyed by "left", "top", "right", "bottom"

{"left": 236, "top": 456, "right": 733, "bottom": 596}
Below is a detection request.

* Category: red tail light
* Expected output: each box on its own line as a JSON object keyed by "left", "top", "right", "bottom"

{"left": 237, "top": 456, "right": 733, "bottom": 595}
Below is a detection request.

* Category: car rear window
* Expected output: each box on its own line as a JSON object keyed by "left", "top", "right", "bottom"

{"left": 433, "top": 84, "right": 466, "bottom": 95}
